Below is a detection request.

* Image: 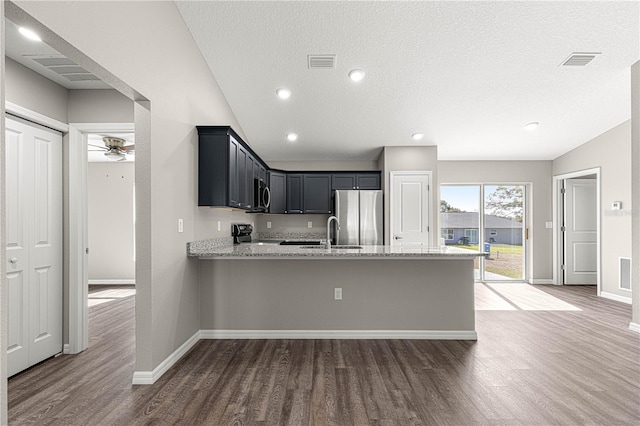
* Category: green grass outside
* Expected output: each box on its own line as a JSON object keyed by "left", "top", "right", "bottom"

{"left": 454, "top": 243, "right": 523, "bottom": 279}
{"left": 457, "top": 243, "right": 523, "bottom": 255}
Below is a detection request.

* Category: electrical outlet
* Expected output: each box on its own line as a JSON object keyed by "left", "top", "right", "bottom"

{"left": 545, "top": 222, "right": 553, "bottom": 229}
{"left": 217, "top": 221, "right": 221, "bottom": 232}
{"left": 334, "top": 287, "right": 342, "bottom": 300}
{"left": 178, "top": 219, "right": 184, "bottom": 233}
{"left": 308, "top": 221, "right": 313, "bottom": 229}
{"left": 267, "top": 221, "right": 272, "bottom": 229}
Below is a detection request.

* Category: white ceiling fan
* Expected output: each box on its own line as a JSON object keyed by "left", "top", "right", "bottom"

{"left": 88, "top": 136, "right": 135, "bottom": 161}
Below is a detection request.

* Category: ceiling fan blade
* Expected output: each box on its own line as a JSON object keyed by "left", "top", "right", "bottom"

{"left": 120, "top": 145, "right": 135, "bottom": 152}
{"left": 88, "top": 144, "right": 108, "bottom": 151}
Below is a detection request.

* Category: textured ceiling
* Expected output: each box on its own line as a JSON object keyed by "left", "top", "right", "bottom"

{"left": 176, "top": 1, "right": 639, "bottom": 161}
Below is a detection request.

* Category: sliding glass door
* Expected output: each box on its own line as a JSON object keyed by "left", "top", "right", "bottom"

{"left": 441, "top": 184, "right": 526, "bottom": 281}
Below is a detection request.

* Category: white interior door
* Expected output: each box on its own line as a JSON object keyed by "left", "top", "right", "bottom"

{"left": 563, "top": 178, "right": 597, "bottom": 285}
{"left": 6, "top": 117, "right": 63, "bottom": 376}
{"left": 391, "top": 172, "right": 431, "bottom": 246}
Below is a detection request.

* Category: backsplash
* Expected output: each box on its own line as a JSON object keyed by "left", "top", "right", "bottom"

{"left": 255, "top": 214, "right": 330, "bottom": 239}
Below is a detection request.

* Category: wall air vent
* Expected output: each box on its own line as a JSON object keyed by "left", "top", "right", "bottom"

{"left": 308, "top": 54, "right": 336, "bottom": 69}
{"left": 560, "top": 52, "right": 601, "bottom": 67}
{"left": 619, "top": 257, "right": 631, "bottom": 291}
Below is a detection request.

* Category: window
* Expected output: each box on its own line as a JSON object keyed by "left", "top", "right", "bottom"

{"left": 490, "top": 229, "right": 497, "bottom": 236}
{"left": 464, "top": 229, "right": 478, "bottom": 244}
{"left": 441, "top": 228, "right": 454, "bottom": 240}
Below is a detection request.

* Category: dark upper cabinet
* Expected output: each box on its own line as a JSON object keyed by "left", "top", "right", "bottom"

{"left": 286, "top": 174, "right": 304, "bottom": 213}
{"left": 331, "top": 172, "right": 381, "bottom": 190}
{"left": 245, "top": 153, "right": 254, "bottom": 209}
{"left": 268, "top": 171, "right": 287, "bottom": 214}
{"left": 303, "top": 174, "right": 332, "bottom": 213}
{"left": 197, "top": 126, "right": 268, "bottom": 209}
{"left": 356, "top": 173, "right": 381, "bottom": 190}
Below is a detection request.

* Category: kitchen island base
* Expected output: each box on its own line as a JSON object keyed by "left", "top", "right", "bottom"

{"left": 199, "top": 258, "right": 476, "bottom": 339}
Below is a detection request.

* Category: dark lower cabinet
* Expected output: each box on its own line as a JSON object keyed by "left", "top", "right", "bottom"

{"left": 286, "top": 174, "right": 304, "bottom": 213}
{"left": 303, "top": 174, "right": 332, "bottom": 213}
{"left": 268, "top": 171, "right": 287, "bottom": 214}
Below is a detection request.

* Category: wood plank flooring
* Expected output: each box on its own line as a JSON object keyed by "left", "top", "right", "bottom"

{"left": 8, "top": 284, "right": 640, "bottom": 425}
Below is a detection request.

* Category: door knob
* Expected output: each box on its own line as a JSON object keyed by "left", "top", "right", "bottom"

{"left": 9, "top": 257, "right": 18, "bottom": 264}
{"left": 394, "top": 236, "right": 403, "bottom": 240}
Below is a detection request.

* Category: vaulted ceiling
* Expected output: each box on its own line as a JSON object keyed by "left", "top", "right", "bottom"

{"left": 176, "top": 1, "right": 639, "bottom": 161}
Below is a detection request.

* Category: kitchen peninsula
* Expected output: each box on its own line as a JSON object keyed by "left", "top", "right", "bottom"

{"left": 188, "top": 239, "right": 485, "bottom": 340}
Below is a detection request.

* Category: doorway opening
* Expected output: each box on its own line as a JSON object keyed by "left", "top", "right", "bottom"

{"left": 553, "top": 169, "right": 600, "bottom": 292}
{"left": 440, "top": 184, "right": 527, "bottom": 282}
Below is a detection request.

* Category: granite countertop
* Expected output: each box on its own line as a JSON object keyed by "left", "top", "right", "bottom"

{"left": 187, "top": 238, "right": 487, "bottom": 259}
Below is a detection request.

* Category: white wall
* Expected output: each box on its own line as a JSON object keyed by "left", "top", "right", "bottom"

{"left": 553, "top": 121, "right": 632, "bottom": 298}
{"left": 438, "top": 160, "right": 554, "bottom": 282}
{"left": 87, "top": 162, "right": 135, "bottom": 281}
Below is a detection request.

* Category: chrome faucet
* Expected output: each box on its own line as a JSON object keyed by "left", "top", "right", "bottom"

{"left": 326, "top": 216, "right": 340, "bottom": 249}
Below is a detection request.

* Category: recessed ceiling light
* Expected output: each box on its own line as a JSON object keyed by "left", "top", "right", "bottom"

{"left": 19, "top": 27, "right": 42, "bottom": 42}
{"left": 411, "top": 132, "right": 424, "bottom": 141}
{"left": 348, "top": 69, "right": 365, "bottom": 82}
{"left": 524, "top": 122, "right": 540, "bottom": 131}
{"left": 276, "top": 88, "right": 292, "bottom": 100}
{"left": 286, "top": 133, "right": 298, "bottom": 142}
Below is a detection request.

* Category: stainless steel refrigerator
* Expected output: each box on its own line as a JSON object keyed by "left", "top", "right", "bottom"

{"left": 333, "top": 190, "right": 383, "bottom": 245}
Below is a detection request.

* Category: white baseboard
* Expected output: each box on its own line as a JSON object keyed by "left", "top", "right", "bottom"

{"left": 89, "top": 279, "right": 135, "bottom": 285}
{"left": 529, "top": 279, "right": 555, "bottom": 285}
{"left": 132, "top": 328, "right": 478, "bottom": 385}
{"left": 63, "top": 344, "right": 71, "bottom": 354}
{"left": 629, "top": 322, "right": 640, "bottom": 333}
{"left": 600, "top": 291, "right": 632, "bottom": 304}
{"left": 200, "top": 329, "right": 478, "bottom": 340}
{"left": 132, "top": 330, "right": 200, "bottom": 385}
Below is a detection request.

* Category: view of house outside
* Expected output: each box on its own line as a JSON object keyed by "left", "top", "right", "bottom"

{"left": 441, "top": 185, "right": 524, "bottom": 280}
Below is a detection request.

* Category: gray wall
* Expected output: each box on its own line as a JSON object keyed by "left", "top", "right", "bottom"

{"left": 5, "top": 57, "right": 68, "bottom": 123}
{"left": 438, "top": 161, "right": 553, "bottom": 282}
{"left": 87, "top": 162, "right": 135, "bottom": 281}
{"left": 14, "top": 0, "right": 246, "bottom": 373}
{"left": 200, "top": 258, "right": 475, "bottom": 332}
{"left": 631, "top": 61, "right": 639, "bottom": 329}
{"left": 1, "top": 3, "right": 7, "bottom": 422}
{"left": 553, "top": 121, "right": 632, "bottom": 298}
{"left": 68, "top": 89, "right": 133, "bottom": 123}
{"left": 380, "top": 146, "right": 439, "bottom": 245}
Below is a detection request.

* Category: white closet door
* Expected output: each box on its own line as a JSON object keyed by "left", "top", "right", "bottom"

{"left": 6, "top": 117, "right": 63, "bottom": 376}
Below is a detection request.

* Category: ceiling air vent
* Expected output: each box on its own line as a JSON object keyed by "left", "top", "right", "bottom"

{"left": 308, "top": 54, "right": 336, "bottom": 69}
{"left": 24, "top": 54, "right": 102, "bottom": 82}
{"left": 560, "top": 52, "right": 601, "bottom": 67}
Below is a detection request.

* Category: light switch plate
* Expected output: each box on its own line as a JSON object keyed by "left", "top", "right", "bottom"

{"left": 308, "top": 221, "right": 313, "bottom": 228}
{"left": 217, "top": 221, "right": 221, "bottom": 231}
{"left": 267, "top": 221, "right": 272, "bottom": 229}
{"left": 178, "top": 219, "right": 184, "bottom": 233}
{"left": 545, "top": 222, "right": 553, "bottom": 229}
{"left": 334, "top": 288, "right": 342, "bottom": 300}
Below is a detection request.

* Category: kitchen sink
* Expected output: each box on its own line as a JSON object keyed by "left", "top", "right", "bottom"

{"left": 301, "top": 245, "right": 363, "bottom": 249}
{"left": 279, "top": 240, "right": 323, "bottom": 245}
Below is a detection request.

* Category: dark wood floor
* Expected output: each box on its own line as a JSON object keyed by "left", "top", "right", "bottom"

{"left": 8, "top": 284, "right": 640, "bottom": 425}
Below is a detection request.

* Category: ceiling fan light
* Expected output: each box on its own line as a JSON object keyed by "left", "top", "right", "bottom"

{"left": 524, "top": 122, "right": 540, "bottom": 131}
{"left": 104, "top": 150, "right": 126, "bottom": 161}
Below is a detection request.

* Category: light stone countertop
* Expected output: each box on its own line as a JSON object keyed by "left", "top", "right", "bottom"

{"left": 187, "top": 238, "right": 487, "bottom": 259}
